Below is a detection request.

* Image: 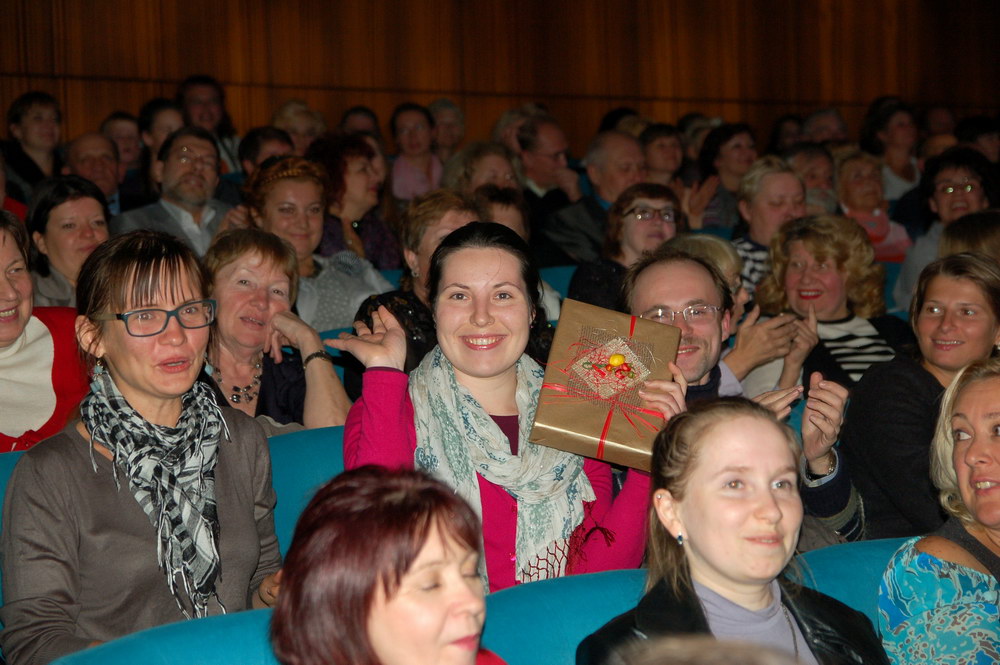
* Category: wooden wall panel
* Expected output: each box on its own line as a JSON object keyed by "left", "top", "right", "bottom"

{"left": 1, "top": 0, "right": 996, "bottom": 157}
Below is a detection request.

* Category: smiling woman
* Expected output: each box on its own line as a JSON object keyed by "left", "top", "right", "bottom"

{"left": 0, "top": 230, "right": 282, "bottom": 664}
{"left": 331, "top": 222, "right": 650, "bottom": 592}
{"left": 577, "top": 398, "right": 889, "bottom": 665}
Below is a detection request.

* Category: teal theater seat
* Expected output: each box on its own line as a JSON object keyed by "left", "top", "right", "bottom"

{"left": 539, "top": 265, "right": 577, "bottom": 300}
{"left": 0, "top": 450, "right": 25, "bottom": 604}
{"left": 268, "top": 426, "right": 344, "bottom": 556}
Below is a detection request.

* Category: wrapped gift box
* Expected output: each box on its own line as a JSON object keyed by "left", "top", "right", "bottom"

{"left": 528, "top": 299, "right": 680, "bottom": 471}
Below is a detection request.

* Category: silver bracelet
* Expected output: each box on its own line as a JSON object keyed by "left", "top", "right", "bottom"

{"left": 303, "top": 350, "right": 335, "bottom": 367}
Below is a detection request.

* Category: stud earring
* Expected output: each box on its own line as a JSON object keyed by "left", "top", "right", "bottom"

{"left": 676, "top": 533, "right": 684, "bottom": 546}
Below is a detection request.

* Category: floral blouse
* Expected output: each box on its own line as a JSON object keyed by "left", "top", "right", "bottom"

{"left": 879, "top": 537, "right": 999, "bottom": 664}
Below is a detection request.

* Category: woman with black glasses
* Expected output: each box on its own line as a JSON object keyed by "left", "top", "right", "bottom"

{"left": 0, "top": 231, "right": 282, "bottom": 665}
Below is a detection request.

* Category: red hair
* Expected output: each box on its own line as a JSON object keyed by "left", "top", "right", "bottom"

{"left": 271, "top": 467, "right": 481, "bottom": 665}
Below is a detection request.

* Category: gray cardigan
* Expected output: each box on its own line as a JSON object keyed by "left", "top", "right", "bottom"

{"left": 0, "top": 409, "right": 281, "bottom": 665}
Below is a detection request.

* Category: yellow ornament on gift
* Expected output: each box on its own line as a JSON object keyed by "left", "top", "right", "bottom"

{"left": 608, "top": 354, "right": 626, "bottom": 367}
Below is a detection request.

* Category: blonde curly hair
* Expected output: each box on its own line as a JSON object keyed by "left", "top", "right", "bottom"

{"left": 755, "top": 215, "right": 885, "bottom": 318}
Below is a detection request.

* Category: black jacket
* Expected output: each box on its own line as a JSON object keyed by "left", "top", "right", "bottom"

{"left": 576, "top": 577, "right": 889, "bottom": 665}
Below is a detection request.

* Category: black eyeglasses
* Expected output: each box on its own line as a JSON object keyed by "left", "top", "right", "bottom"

{"left": 92, "top": 299, "right": 217, "bottom": 337}
{"left": 624, "top": 206, "right": 677, "bottom": 224}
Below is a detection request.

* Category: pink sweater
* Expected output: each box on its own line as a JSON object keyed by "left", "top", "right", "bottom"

{"left": 344, "top": 369, "right": 650, "bottom": 592}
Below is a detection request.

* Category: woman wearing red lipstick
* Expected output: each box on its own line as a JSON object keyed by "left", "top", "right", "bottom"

{"left": 26, "top": 175, "right": 110, "bottom": 307}
{"left": 0, "top": 231, "right": 282, "bottom": 664}
{"left": 204, "top": 229, "right": 351, "bottom": 430}
{"left": 842, "top": 253, "right": 1000, "bottom": 539}
{"left": 272, "top": 467, "right": 506, "bottom": 665}
{"left": 333, "top": 222, "right": 650, "bottom": 592}
{"left": 750, "top": 215, "right": 913, "bottom": 396}
{"left": 879, "top": 358, "right": 1000, "bottom": 663}
{"left": 578, "top": 398, "right": 889, "bottom": 665}
{"left": 0, "top": 211, "right": 88, "bottom": 453}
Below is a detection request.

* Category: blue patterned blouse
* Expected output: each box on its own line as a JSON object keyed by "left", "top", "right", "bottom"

{"left": 878, "top": 537, "right": 1000, "bottom": 664}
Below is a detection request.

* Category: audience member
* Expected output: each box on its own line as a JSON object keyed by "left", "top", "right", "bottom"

{"left": 920, "top": 105, "right": 957, "bottom": 138}
{"left": 271, "top": 99, "right": 326, "bottom": 156}
{"left": 732, "top": 156, "right": 806, "bottom": 296}
{"left": 892, "top": 132, "right": 960, "bottom": 239}
{"left": 835, "top": 150, "right": 911, "bottom": 262}
{"left": 492, "top": 103, "right": 547, "bottom": 155}
{"left": 176, "top": 74, "right": 242, "bottom": 174}
{"left": 750, "top": 215, "right": 912, "bottom": 395}
{"left": 100, "top": 111, "right": 142, "bottom": 174}
{"left": 842, "top": 253, "right": 1000, "bottom": 538}
{"left": 443, "top": 141, "right": 521, "bottom": 195}
{"left": 390, "top": 102, "right": 442, "bottom": 202}
{"left": 800, "top": 108, "right": 849, "bottom": 146}
{"left": 577, "top": 398, "right": 888, "bottom": 665}
{"left": 860, "top": 102, "right": 920, "bottom": 203}
{"left": 2, "top": 91, "right": 63, "bottom": 204}
{"left": 429, "top": 98, "right": 466, "bottom": 164}
{"left": 540, "top": 131, "right": 646, "bottom": 265}
{"left": 236, "top": 126, "right": 294, "bottom": 179}
{"left": 955, "top": 115, "right": 999, "bottom": 164}
{"left": 516, "top": 114, "right": 581, "bottom": 235}
{"left": 110, "top": 127, "right": 232, "bottom": 256}
{"left": 338, "top": 105, "right": 381, "bottom": 139}
{"left": 271, "top": 467, "right": 506, "bottom": 665}
{"left": 332, "top": 222, "right": 650, "bottom": 592}
{"left": 27, "top": 175, "right": 110, "bottom": 307}
{"left": 0, "top": 230, "right": 281, "bottom": 664}
{"left": 879, "top": 357, "right": 1000, "bottom": 663}
{"left": 244, "top": 155, "right": 391, "bottom": 330}
{"left": 639, "top": 123, "right": 685, "bottom": 196}
{"left": 765, "top": 113, "right": 803, "bottom": 155}
{"left": 307, "top": 132, "right": 402, "bottom": 269}
{"left": 783, "top": 143, "right": 837, "bottom": 215}
{"left": 893, "top": 147, "right": 998, "bottom": 310}
{"left": 697, "top": 123, "right": 757, "bottom": 230}
{"left": 0, "top": 211, "right": 88, "bottom": 452}
{"left": 203, "top": 228, "right": 351, "bottom": 429}
{"left": 940, "top": 209, "right": 1000, "bottom": 260}
{"left": 62, "top": 132, "right": 137, "bottom": 215}
{"left": 131, "top": 97, "right": 184, "bottom": 207}
{"left": 568, "top": 182, "right": 679, "bottom": 311}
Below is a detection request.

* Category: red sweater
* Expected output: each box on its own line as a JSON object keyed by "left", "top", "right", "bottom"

{"left": 0, "top": 308, "right": 89, "bottom": 453}
{"left": 344, "top": 368, "right": 649, "bottom": 592}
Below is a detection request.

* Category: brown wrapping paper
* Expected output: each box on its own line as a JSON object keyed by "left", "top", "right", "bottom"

{"left": 528, "top": 299, "right": 680, "bottom": 471}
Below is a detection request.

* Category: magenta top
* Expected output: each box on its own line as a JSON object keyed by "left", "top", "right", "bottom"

{"left": 344, "top": 368, "right": 650, "bottom": 592}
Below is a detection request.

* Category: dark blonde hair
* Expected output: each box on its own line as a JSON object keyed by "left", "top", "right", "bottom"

{"left": 204, "top": 228, "right": 300, "bottom": 304}
{"left": 441, "top": 141, "right": 521, "bottom": 194}
{"left": 604, "top": 182, "right": 679, "bottom": 260}
{"left": 909, "top": 252, "right": 1000, "bottom": 348}
{"left": 755, "top": 215, "right": 885, "bottom": 318}
{"left": 737, "top": 155, "right": 801, "bottom": 206}
{"left": 939, "top": 210, "right": 1000, "bottom": 260}
{"left": 835, "top": 150, "right": 882, "bottom": 203}
{"left": 244, "top": 156, "right": 330, "bottom": 215}
{"left": 76, "top": 231, "right": 208, "bottom": 365}
{"left": 398, "top": 189, "right": 481, "bottom": 290}
{"left": 646, "top": 398, "right": 799, "bottom": 594}
{"left": 930, "top": 357, "right": 1000, "bottom": 526}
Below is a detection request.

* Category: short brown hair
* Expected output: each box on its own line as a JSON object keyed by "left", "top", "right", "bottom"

{"left": 271, "top": 467, "right": 481, "bottom": 665}
{"left": 622, "top": 245, "right": 733, "bottom": 315}
{"left": 909, "top": 252, "right": 1000, "bottom": 343}
{"left": 756, "top": 215, "right": 885, "bottom": 318}
{"left": 76, "top": 231, "right": 209, "bottom": 365}
{"left": 244, "top": 155, "right": 330, "bottom": 216}
{"left": 398, "top": 189, "right": 481, "bottom": 290}
{"left": 0, "top": 210, "right": 30, "bottom": 264}
{"left": 604, "top": 182, "right": 679, "bottom": 260}
{"left": 204, "top": 228, "right": 300, "bottom": 304}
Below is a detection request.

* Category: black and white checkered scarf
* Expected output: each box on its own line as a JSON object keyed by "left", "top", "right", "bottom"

{"left": 81, "top": 371, "right": 229, "bottom": 618}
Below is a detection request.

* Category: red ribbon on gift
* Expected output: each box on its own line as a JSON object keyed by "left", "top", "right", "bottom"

{"left": 541, "top": 316, "right": 664, "bottom": 461}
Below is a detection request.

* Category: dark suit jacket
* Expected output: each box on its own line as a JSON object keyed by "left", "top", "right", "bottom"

{"left": 109, "top": 199, "right": 230, "bottom": 255}
{"left": 540, "top": 196, "right": 607, "bottom": 265}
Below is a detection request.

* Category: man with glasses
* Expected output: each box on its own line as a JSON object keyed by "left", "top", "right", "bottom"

{"left": 517, "top": 115, "right": 580, "bottom": 237}
{"left": 110, "top": 127, "right": 231, "bottom": 256}
{"left": 624, "top": 245, "right": 862, "bottom": 542}
{"left": 893, "top": 146, "right": 999, "bottom": 310}
{"left": 540, "top": 131, "right": 646, "bottom": 266}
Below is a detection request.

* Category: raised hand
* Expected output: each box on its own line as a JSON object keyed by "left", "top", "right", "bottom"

{"left": 724, "top": 306, "right": 798, "bottom": 380}
{"left": 639, "top": 361, "right": 689, "bottom": 423}
{"left": 265, "top": 311, "right": 323, "bottom": 364}
{"left": 325, "top": 305, "right": 408, "bottom": 370}
{"left": 752, "top": 384, "right": 805, "bottom": 421}
{"left": 777, "top": 306, "right": 819, "bottom": 389}
{"left": 681, "top": 175, "right": 719, "bottom": 229}
{"left": 801, "top": 372, "right": 848, "bottom": 476}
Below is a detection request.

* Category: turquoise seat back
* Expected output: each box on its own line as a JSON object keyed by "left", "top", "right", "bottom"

{"left": 380, "top": 268, "right": 403, "bottom": 288}
{"left": 539, "top": 265, "right": 577, "bottom": 300}
{"left": 795, "top": 536, "right": 908, "bottom": 626}
{"left": 267, "top": 426, "right": 344, "bottom": 556}
{"left": 0, "top": 450, "right": 25, "bottom": 605}
{"left": 482, "top": 568, "right": 646, "bottom": 665}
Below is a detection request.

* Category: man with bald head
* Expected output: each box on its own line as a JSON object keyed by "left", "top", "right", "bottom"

{"left": 62, "top": 132, "right": 140, "bottom": 214}
{"left": 538, "top": 130, "right": 646, "bottom": 265}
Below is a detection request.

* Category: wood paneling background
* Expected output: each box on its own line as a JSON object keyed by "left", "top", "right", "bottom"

{"left": 2, "top": 0, "right": 997, "bottom": 155}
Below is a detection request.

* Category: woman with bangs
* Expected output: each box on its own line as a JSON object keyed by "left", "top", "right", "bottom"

{"left": 745, "top": 215, "right": 913, "bottom": 397}
{"left": 0, "top": 230, "right": 282, "bottom": 665}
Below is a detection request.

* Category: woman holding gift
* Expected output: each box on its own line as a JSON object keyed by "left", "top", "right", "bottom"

{"left": 330, "top": 222, "right": 679, "bottom": 592}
